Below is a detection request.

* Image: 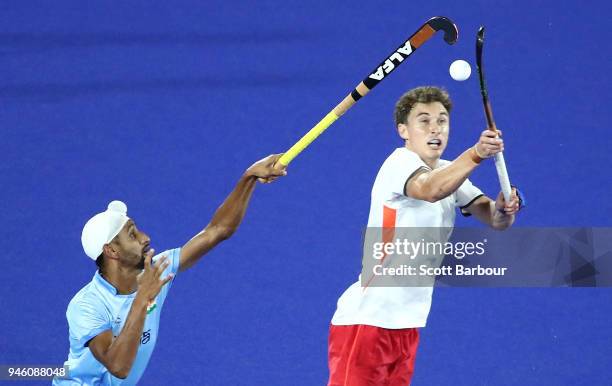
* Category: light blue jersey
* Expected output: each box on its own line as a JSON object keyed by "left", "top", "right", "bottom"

{"left": 53, "top": 248, "right": 180, "bottom": 385}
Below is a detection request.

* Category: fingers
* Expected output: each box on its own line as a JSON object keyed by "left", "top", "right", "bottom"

{"left": 484, "top": 128, "right": 502, "bottom": 136}
{"left": 266, "top": 153, "right": 284, "bottom": 169}
{"left": 247, "top": 153, "right": 289, "bottom": 181}
{"left": 144, "top": 248, "right": 155, "bottom": 269}
{"left": 153, "top": 254, "right": 167, "bottom": 268}
{"left": 254, "top": 153, "right": 288, "bottom": 183}
{"left": 268, "top": 153, "right": 283, "bottom": 164}
{"left": 505, "top": 198, "right": 519, "bottom": 208}
{"left": 500, "top": 194, "right": 519, "bottom": 215}
{"left": 270, "top": 154, "right": 288, "bottom": 174}
{"left": 137, "top": 253, "right": 174, "bottom": 300}
{"left": 482, "top": 129, "right": 496, "bottom": 138}
{"left": 258, "top": 177, "right": 278, "bottom": 183}
{"left": 481, "top": 129, "right": 503, "bottom": 141}
{"left": 271, "top": 169, "right": 287, "bottom": 177}
{"left": 478, "top": 130, "right": 504, "bottom": 156}
{"left": 480, "top": 134, "right": 502, "bottom": 145}
{"left": 154, "top": 255, "right": 170, "bottom": 276}
{"left": 503, "top": 203, "right": 519, "bottom": 215}
{"left": 267, "top": 164, "right": 288, "bottom": 177}
{"left": 480, "top": 133, "right": 503, "bottom": 146}
{"left": 480, "top": 143, "right": 504, "bottom": 153}
{"left": 506, "top": 188, "right": 519, "bottom": 206}
{"left": 161, "top": 273, "right": 175, "bottom": 287}
{"left": 257, "top": 175, "right": 283, "bottom": 184}
{"left": 482, "top": 143, "right": 504, "bottom": 154}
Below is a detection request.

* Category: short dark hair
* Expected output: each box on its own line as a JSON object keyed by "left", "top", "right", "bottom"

{"left": 95, "top": 254, "right": 104, "bottom": 274}
{"left": 394, "top": 86, "right": 452, "bottom": 126}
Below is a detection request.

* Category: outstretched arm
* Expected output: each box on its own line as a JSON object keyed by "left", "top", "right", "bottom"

{"left": 179, "top": 154, "right": 286, "bottom": 272}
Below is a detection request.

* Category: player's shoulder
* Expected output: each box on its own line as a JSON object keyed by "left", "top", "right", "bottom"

{"left": 152, "top": 248, "right": 180, "bottom": 263}
{"left": 378, "top": 148, "right": 430, "bottom": 176}
{"left": 380, "top": 148, "right": 417, "bottom": 168}
{"left": 388, "top": 147, "right": 418, "bottom": 161}
{"left": 66, "top": 280, "right": 107, "bottom": 317}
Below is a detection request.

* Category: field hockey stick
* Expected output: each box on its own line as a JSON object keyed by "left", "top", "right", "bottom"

{"left": 476, "top": 26, "right": 512, "bottom": 203}
{"left": 277, "top": 16, "right": 458, "bottom": 167}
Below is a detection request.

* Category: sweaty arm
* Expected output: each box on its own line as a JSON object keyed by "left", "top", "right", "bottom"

{"left": 405, "top": 148, "right": 482, "bottom": 202}
{"left": 179, "top": 154, "right": 285, "bottom": 272}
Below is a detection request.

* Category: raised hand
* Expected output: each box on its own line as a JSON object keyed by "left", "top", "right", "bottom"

{"left": 246, "top": 154, "right": 288, "bottom": 183}
{"left": 136, "top": 249, "right": 174, "bottom": 303}
{"left": 474, "top": 129, "right": 504, "bottom": 159}
{"left": 494, "top": 187, "right": 520, "bottom": 215}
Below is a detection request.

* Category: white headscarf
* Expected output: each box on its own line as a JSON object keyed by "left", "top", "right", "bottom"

{"left": 81, "top": 201, "right": 130, "bottom": 260}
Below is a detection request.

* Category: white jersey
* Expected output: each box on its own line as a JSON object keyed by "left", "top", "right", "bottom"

{"left": 331, "top": 148, "right": 483, "bottom": 329}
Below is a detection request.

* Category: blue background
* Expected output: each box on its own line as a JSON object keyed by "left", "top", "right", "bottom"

{"left": 1, "top": 1, "right": 611, "bottom": 385}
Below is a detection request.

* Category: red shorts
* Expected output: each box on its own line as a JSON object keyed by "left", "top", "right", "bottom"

{"left": 327, "top": 324, "right": 419, "bottom": 386}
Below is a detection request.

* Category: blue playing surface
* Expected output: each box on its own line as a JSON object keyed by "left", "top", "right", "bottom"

{"left": 1, "top": 1, "right": 611, "bottom": 385}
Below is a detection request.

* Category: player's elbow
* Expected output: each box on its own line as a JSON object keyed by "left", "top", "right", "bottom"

{"left": 490, "top": 220, "right": 512, "bottom": 231}
{"left": 422, "top": 188, "right": 447, "bottom": 203}
{"left": 202, "top": 223, "right": 237, "bottom": 242}
{"left": 410, "top": 191, "right": 441, "bottom": 203}
{"left": 108, "top": 357, "right": 137, "bottom": 379}
{"left": 424, "top": 193, "right": 442, "bottom": 203}
{"left": 111, "top": 370, "right": 129, "bottom": 380}
{"left": 408, "top": 185, "right": 442, "bottom": 203}
{"left": 214, "top": 225, "right": 236, "bottom": 241}
{"left": 107, "top": 363, "right": 131, "bottom": 379}
{"left": 414, "top": 182, "right": 449, "bottom": 203}
{"left": 89, "top": 332, "right": 135, "bottom": 380}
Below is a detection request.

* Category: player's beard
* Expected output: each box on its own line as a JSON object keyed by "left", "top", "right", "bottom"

{"left": 137, "top": 255, "right": 145, "bottom": 270}
{"left": 137, "top": 245, "right": 151, "bottom": 270}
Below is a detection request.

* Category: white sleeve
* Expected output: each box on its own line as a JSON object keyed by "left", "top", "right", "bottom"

{"left": 455, "top": 178, "right": 484, "bottom": 215}
{"left": 381, "top": 149, "right": 431, "bottom": 197}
